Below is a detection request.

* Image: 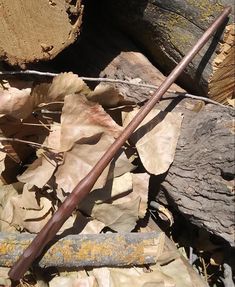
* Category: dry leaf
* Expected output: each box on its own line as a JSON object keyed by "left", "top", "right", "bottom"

{"left": 49, "top": 272, "right": 98, "bottom": 287}
{"left": 79, "top": 172, "right": 133, "bottom": 216}
{"left": 87, "top": 83, "right": 123, "bottom": 107}
{"left": 17, "top": 155, "right": 57, "bottom": 188}
{"left": 0, "top": 184, "right": 53, "bottom": 233}
{"left": 227, "top": 98, "right": 235, "bottom": 107}
{"left": 160, "top": 258, "right": 192, "bottom": 287}
{"left": 0, "top": 86, "right": 33, "bottom": 118}
{"left": 32, "top": 72, "right": 90, "bottom": 105}
{"left": 0, "top": 267, "right": 11, "bottom": 287}
{"left": 0, "top": 72, "right": 89, "bottom": 119}
{"left": 113, "top": 173, "right": 149, "bottom": 218}
{"left": 0, "top": 184, "right": 20, "bottom": 231}
{"left": 91, "top": 268, "right": 111, "bottom": 287}
{"left": 44, "top": 122, "right": 61, "bottom": 151}
{"left": 109, "top": 267, "right": 175, "bottom": 287}
{"left": 60, "top": 94, "right": 122, "bottom": 151}
{"left": 58, "top": 211, "right": 105, "bottom": 235}
{"left": 123, "top": 109, "right": 183, "bottom": 175}
{"left": 47, "top": 72, "right": 90, "bottom": 101}
{"left": 55, "top": 134, "right": 114, "bottom": 201}
{"left": 91, "top": 197, "right": 140, "bottom": 232}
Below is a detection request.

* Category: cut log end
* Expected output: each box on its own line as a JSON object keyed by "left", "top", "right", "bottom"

{"left": 0, "top": 0, "right": 83, "bottom": 66}
{"left": 209, "top": 24, "right": 235, "bottom": 104}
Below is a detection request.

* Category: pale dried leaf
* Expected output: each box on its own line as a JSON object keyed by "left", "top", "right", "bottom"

{"left": 227, "top": 98, "right": 235, "bottom": 107}
{"left": 109, "top": 151, "right": 135, "bottom": 179}
{"left": 0, "top": 267, "right": 11, "bottom": 287}
{"left": 44, "top": 123, "right": 61, "bottom": 151}
{"left": 47, "top": 72, "right": 90, "bottom": 101}
{"left": 109, "top": 267, "right": 175, "bottom": 287}
{"left": 16, "top": 195, "right": 53, "bottom": 233}
{"left": 160, "top": 258, "right": 192, "bottom": 287}
{"left": 79, "top": 172, "right": 133, "bottom": 214}
{"left": 158, "top": 205, "right": 174, "bottom": 226}
{"left": 123, "top": 109, "right": 183, "bottom": 175}
{"left": 17, "top": 155, "right": 56, "bottom": 188}
{"left": 91, "top": 197, "right": 140, "bottom": 232}
{"left": 113, "top": 173, "right": 149, "bottom": 218}
{"left": 60, "top": 94, "right": 122, "bottom": 151}
{"left": 0, "top": 183, "right": 53, "bottom": 233}
{"left": 55, "top": 134, "right": 114, "bottom": 201}
{"left": 49, "top": 272, "right": 98, "bottom": 287}
{"left": 0, "top": 150, "right": 6, "bottom": 183}
{"left": 91, "top": 268, "right": 111, "bottom": 287}
{"left": 0, "top": 184, "right": 19, "bottom": 231}
{"left": 32, "top": 72, "right": 90, "bottom": 106}
{"left": 58, "top": 211, "right": 105, "bottom": 234}
{"left": 0, "top": 194, "right": 22, "bottom": 231}
{"left": 0, "top": 86, "right": 33, "bottom": 118}
{"left": 87, "top": 83, "right": 123, "bottom": 107}
{"left": 18, "top": 184, "right": 40, "bottom": 209}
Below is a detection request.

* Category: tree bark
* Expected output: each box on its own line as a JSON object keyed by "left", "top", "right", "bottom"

{"left": 156, "top": 102, "right": 234, "bottom": 246}
{"left": 0, "top": 232, "right": 164, "bottom": 268}
{"left": 98, "top": 0, "right": 234, "bottom": 104}
{"left": 0, "top": 0, "right": 83, "bottom": 66}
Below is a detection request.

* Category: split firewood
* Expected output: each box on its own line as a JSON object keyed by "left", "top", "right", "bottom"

{"left": 0, "top": 0, "right": 83, "bottom": 66}
{"left": 0, "top": 232, "right": 165, "bottom": 268}
{"left": 98, "top": 0, "right": 234, "bottom": 103}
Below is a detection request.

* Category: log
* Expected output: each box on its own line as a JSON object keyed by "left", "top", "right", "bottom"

{"left": 155, "top": 101, "right": 235, "bottom": 246}
{"left": 0, "top": 0, "right": 83, "bottom": 66}
{"left": 0, "top": 232, "right": 164, "bottom": 268}
{"left": 97, "top": 0, "right": 234, "bottom": 103}
{"left": 52, "top": 11, "right": 185, "bottom": 103}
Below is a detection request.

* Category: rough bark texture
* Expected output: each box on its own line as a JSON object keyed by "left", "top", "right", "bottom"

{"left": 98, "top": 0, "right": 234, "bottom": 103}
{"left": 0, "top": 232, "right": 164, "bottom": 268}
{"left": 157, "top": 103, "right": 234, "bottom": 246}
{"left": 0, "top": 0, "right": 83, "bottom": 66}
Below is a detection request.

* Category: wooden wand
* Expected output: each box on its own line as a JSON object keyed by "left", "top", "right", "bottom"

{"left": 9, "top": 6, "right": 232, "bottom": 281}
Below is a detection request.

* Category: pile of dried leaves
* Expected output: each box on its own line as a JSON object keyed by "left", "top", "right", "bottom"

{"left": 0, "top": 72, "right": 190, "bottom": 286}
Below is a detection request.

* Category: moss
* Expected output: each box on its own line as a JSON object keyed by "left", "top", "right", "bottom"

{"left": 159, "top": 13, "right": 195, "bottom": 52}
{"left": 186, "top": 0, "right": 224, "bottom": 22}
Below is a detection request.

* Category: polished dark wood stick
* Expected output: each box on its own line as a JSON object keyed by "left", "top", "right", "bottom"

{"left": 8, "top": 6, "right": 231, "bottom": 281}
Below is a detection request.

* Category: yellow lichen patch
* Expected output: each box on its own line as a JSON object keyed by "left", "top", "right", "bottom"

{"left": 78, "top": 238, "right": 119, "bottom": 260}
{"left": 0, "top": 242, "right": 14, "bottom": 255}
{"left": 187, "top": 0, "right": 223, "bottom": 22}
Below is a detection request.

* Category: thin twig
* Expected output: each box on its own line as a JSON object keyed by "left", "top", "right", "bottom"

{"left": 0, "top": 69, "right": 176, "bottom": 92}
{"left": 0, "top": 137, "right": 53, "bottom": 150}
{"left": 0, "top": 69, "right": 58, "bottom": 77}
{"left": 179, "top": 93, "right": 232, "bottom": 109}
{"left": 0, "top": 69, "right": 233, "bottom": 109}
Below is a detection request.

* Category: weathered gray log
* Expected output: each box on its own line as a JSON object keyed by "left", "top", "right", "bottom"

{"left": 156, "top": 102, "right": 234, "bottom": 246}
{"left": 97, "top": 0, "right": 234, "bottom": 103}
{"left": 0, "top": 232, "right": 164, "bottom": 268}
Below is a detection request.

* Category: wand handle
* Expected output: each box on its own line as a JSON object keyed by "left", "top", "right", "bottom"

{"left": 9, "top": 6, "right": 232, "bottom": 281}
